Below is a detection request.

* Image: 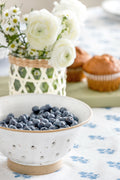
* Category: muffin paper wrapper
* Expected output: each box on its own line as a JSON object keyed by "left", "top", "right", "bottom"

{"left": 84, "top": 72, "right": 120, "bottom": 81}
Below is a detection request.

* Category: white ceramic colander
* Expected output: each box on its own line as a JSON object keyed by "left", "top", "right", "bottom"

{"left": 0, "top": 94, "right": 92, "bottom": 175}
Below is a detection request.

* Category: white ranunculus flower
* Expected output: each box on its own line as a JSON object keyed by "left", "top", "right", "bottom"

{"left": 55, "top": 10, "right": 80, "bottom": 42}
{"left": 53, "top": 0, "right": 87, "bottom": 23}
{"left": 26, "top": 9, "right": 60, "bottom": 50}
{"left": 49, "top": 39, "right": 76, "bottom": 68}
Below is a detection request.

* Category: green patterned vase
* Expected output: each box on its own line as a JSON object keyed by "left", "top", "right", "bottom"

{"left": 9, "top": 56, "right": 66, "bottom": 96}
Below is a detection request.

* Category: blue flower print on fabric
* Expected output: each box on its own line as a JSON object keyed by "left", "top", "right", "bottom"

{"left": 83, "top": 123, "right": 97, "bottom": 128}
{"left": 73, "top": 144, "right": 79, "bottom": 149}
{"left": 88, "top": 135, "right": 105, "bottom": 140}
{"left": 13, "top": 172, "right": 31, "bottom": 179}
{"left": 54, "top": 169, "right": 61, "bottom": 173}
{"left": 78, "top": 172, "right": 100, "bottom": 179}
{"left": 114, "top": 128, "right": 120, "bottom": 132}
{"left": 105, "top": 115, "right": 120, "bottom": 121}
{"left": 97, "top": 148, "right": 115, "bottom": 154}
{"left": 107, "top": 161, "right": 120, "bottom": 170}
{"left": 71, "top": 156, "right": 88, "bottom": 164}
{"left": 104, "top": 107, "right": 112, "bottom": 110}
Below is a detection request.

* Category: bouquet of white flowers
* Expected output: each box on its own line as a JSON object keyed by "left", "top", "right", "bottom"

{"left": 0, "top": 0, "right": 86, "bottom": 95}
{"left": 0, "top": 0, "right": 86, "bottom": 69}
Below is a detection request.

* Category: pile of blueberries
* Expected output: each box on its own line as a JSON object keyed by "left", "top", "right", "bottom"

{"left": 0, "top": 104, "right": 79, "bottom": 131}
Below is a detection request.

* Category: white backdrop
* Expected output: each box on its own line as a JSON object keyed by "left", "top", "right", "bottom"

{"left": 5, "top": 0, "right": 58, "bottom": 13}
{"left": 5, "top": 0, "right": 103, "bottom": 13}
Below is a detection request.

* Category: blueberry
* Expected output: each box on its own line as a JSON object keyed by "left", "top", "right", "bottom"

{"left": 42, "top": 118, "right": 49, "bottom": 124}
{"left": 49, "top": 114, "right": 55, "bottom": 118}
{"left": 5, "top": 118, "right": 10, "bottom": 124}
{"left": 38, "top": 115, "right": 43, "bottom": 119}
{"left": 52, "top": 107, "right": 59, "bottom": 112}
{"left": 24, "top": 125, "right": 31, "bottom": 130}
{"left": 27, "top": 121, "right": 33, "bottom": 126}
{"left": 30, "top": 126, "right": 36, "bottom": 130}
{"left": 66, "top": 125, "right": 70, "bottom": 128}
{"left": 54, "top": 110, "right": 61, "bottom": 116}
{"left": 23, "top": 123, "right": 26, "bottom": 128}
{"left": 59, "top": 117, "right": 67, "bottom": 121}
{"left": 45, "top": 122, "right": 52, "bottom": 128}
{"left": 39, "top": 109, "right": 45, "bottom": 114}
{"left": 62, "top": 111, "right": 69, "bottom": 117}
{"left": 40, "top": 104, "right": 51, "bottom": 112}
{"left": 38, "top": 122, "right": 45, "bottom": 129}
{"left": 23, "top": 114, "right": 30, "bottom": 120}
{"left": 71, "top": 121, "right": 78, "bottom": 126}
{"left": 49, "top": 109, "right": 55, "bottom": 114}
{"left": 32, "top": 106, "right": 40, "bottom": 114}
{"left": 9, "top": 125, "right": 16, "bottom": 129}
{"left": 18, "top": 115, "right": 27, "bottom": 123}
{"left": 6, "top": 115, "right": 13, "bottom": 121}
{"left": 35, "top": 115, "right": 39, "bottom": 119}
{"left": 32, "top": 119, "right": 40, "bottom": 126}
{"left": 61, "top": 121, "right": 66, "bottom": 127}
{"left": 41, "top": 127, "right": 48, "bottom": 130}
{"left": 69, "top": 113, "right": 73, "bottom": 117}
{"left": 1, "top": 121, "right": 6, "bottom": 127}
{"left": 30, "top": 113, "right": 36, "bottom": 118}
{"left": 4, "top": 123, "right": 8, "bottom": 128}
{"left": 9, "top": 118, "right": 17, "bottom": 126}
{"left": 60, "top": 107, "right": 67, "bottom": 113}
{"left": 39, "top": 106, "right": 45, "bottom": 111}
{"left": 65, "top": 117, "right": 73, "bottom": 125}
{"left": 42, "top": 112, "right": 50, "bottom": 118}
{"left": 17, "top": 123, "right": 23, "bottom": 129}
{"left": 7, "top": 113, "right": 14, "bottom": 118}
{"left": 54, "top": 120, "right": 62, "bottom": 128}
{"left": 68, "top": 116, "right": 74, "bottom": 120}
{"left": 49, "top": 125, "right": 56, "bottom": 129}
{"left": 54, "top": 125, "right": 59, "bottom": 129}
{"left": 49, "top": 118, "right": 56, "bottom": 124}
{"left": 73, "top": 116, "right": 79, "bottom": 122}
{"left": 56, "top": 115, "right": 61, "bottom": 120}
{"left": 29, "top": 117, "right": 35, "bottom": 122}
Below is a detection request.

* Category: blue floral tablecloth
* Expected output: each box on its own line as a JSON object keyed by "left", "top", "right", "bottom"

{"left": 78, "top": 7, "right": 120, "bottom": 59}
{"left": 1, "top": 107, "right": 120, "bottom": 180}
{"left": 1, "top": 7, "right": 120, "bottom": 180}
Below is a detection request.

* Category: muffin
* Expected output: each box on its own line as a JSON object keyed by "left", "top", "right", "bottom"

{"left": 83, "top": 54, "right": 120, "bottom": 92}
{"left": 67, "top": 47, "right": 91, "bottom": 82}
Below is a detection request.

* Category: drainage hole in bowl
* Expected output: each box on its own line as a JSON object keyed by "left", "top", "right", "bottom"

{"left": 52, "top": 141, "right": 56, "bottom": 146}
{"left": 21, "top": 156, "right": 25, "bottom": 159}
{"left": 31, "top": 145, "right": 36, "bottom": 150}
{"left": 8, "top": 152, "right": 12, "bottom": 155}
{"left": 56, "top": 153, "right": 59, "bottom": 156}
{"left": 67, "top": 139, "right": 70, "bottom": 142}
{"left": 12, "top": 145, "right": 16, "bottom": 148}
{"left": 40, "top": 156, "right": 44, "bottom": 159}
